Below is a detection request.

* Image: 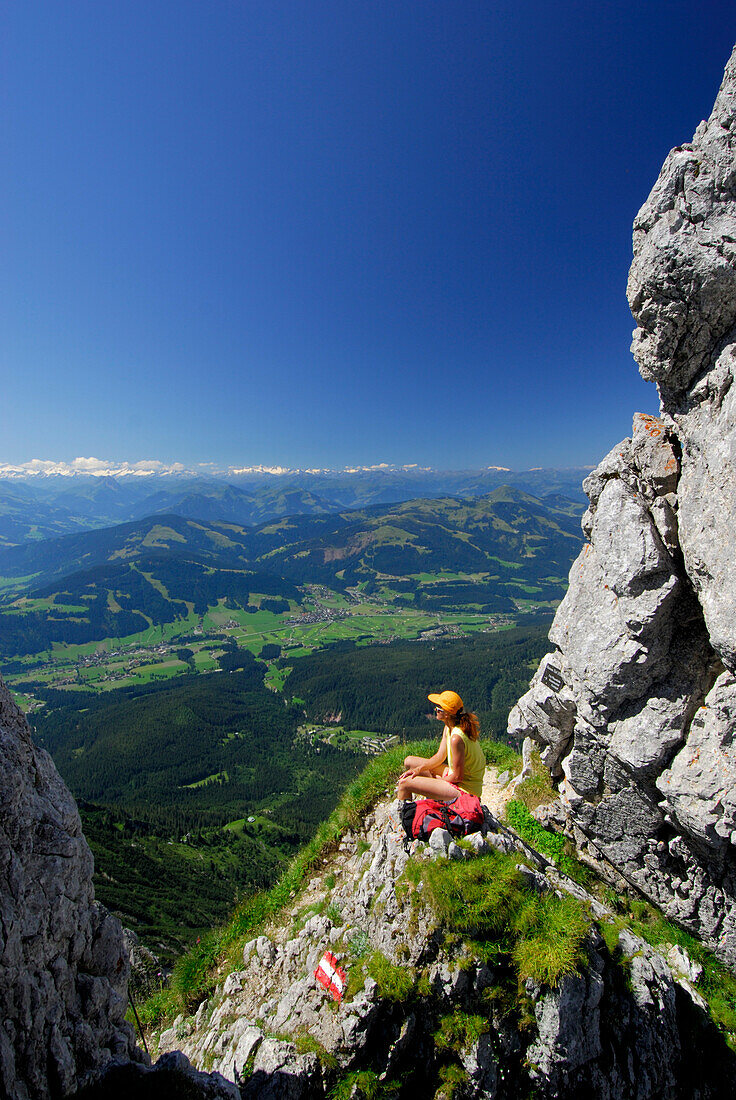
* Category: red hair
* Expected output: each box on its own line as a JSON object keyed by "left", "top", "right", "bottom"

{"left": 453, "top": 709, "right": 480, "bottom": 741}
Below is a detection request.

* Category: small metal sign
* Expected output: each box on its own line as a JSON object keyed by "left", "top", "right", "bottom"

{"left": 541, "top": 664, "right": 564, "bottom": 693}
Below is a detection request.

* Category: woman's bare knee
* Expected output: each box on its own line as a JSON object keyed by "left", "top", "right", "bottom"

{"left": 397, "top": 775, "right": 459, "bottom": 803}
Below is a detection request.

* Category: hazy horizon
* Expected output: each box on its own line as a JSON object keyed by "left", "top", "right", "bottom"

{"left": 0, "top": 456, "right": 597, "bottom": 480}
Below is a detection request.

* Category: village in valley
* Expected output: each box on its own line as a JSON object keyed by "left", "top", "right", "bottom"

{"left": 4, "top": 580, "right": 525, "bottom": 717}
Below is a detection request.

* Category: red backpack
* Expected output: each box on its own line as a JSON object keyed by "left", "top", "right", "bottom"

{"left": 402, "top": 791, "right": 484, "bottom": 842}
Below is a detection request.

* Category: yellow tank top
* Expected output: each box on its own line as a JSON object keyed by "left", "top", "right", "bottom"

{"left": 446, "top": 727, "right": 486, "bottom": 797}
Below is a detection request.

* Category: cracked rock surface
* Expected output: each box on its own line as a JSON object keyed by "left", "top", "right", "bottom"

{"left": 0, "top": 677, "right": 141, "bottom": 1099}
{"left": 511, "top": 46, "right": 736, "bottom": 967}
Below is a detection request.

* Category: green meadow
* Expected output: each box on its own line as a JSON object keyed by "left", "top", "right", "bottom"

{"left": 2, "top": 574, "right": 550, "bottom": 712}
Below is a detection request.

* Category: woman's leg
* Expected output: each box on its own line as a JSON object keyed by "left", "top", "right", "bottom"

{"left": 396, "top": 774, "right": 459, "bottom": 802}
{"left": 403, "top": 755, "right": 444, "bottom": 776}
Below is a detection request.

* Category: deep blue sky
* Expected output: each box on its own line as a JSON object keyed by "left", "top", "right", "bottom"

{"left": 2, "top": 2, "right": 735, "bottom": 471}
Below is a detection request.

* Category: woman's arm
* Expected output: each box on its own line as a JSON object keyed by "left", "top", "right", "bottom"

{"left": 443, "top": 732, "right": 465, "bottom": 785}
{"left": 400, "top": 729, "right": 448, "bottom": 780}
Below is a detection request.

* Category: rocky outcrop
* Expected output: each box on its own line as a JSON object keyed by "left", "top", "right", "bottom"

{"left": 510, "top": 46, "right": 736, "bottom": 966}
{"left": 627, "top": 46, "right": 736, "bottom": 670}
{"left": 0, "top": 678, "right": 141, "bottom": 1098}
{"left": 154, "top": 797, "right": 735, "bottom": 1098}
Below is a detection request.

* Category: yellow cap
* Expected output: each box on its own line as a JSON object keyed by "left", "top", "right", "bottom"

{"left": 427, "top": 690, "right": 464, "bottom": 714}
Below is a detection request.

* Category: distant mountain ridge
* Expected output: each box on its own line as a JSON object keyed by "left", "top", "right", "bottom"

{"left": 0, "top": 487, "right": 584, "bottom": 594}
{"left": 0, "top": 466, "right": 590, "bottom": 547}
{"left": 0, "top": 488, "right": 584, "bottom": 655}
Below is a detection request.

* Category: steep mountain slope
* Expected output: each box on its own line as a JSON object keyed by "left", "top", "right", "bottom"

{"left": 148, "top": 786, "right": 736, "bottom": 1098}
{"left": 0, "top": 514, "right": 254, "bottom": 587}
{"left": 0, "top": 478, "right": 89, "bottom": 546}
{"left": 0, "top": 677, "right": 142, "bottom": 1098}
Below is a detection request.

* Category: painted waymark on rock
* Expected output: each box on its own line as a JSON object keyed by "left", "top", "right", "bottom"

{"left": 314, "top": 951, "right": 347, "bottom": 1003}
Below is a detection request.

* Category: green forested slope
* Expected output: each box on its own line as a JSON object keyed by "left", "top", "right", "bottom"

{"left": 34, "top": 658, "right": 359, "bottom": 830}
{"left": 79, "top": 802, "right": 284, "bottom": 960}
{"left": 0, "top": 555, "right": 301, "bottom": 656}
{"left": 283, "top": 623, "right": 551, "bottom": 741}
{"left": 31, "top": 625, "right": 552, "bottom": 959}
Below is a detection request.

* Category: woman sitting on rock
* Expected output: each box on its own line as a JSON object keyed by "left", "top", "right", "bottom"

{"left": 396, "top": 690, "right": 485, "bottom": 803}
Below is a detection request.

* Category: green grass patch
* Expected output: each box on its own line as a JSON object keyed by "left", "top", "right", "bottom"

{"left": 504, "top": 799, "right": 584, "bottom": 881}
{"left": 434, "top": 1009, "right": 488, "bottom": 1053}
{"left": 181, "top": 770, "right": 229, "bottom": 789}
{"left": 419, "top": 849, "right": 590, "bottom": 988}
{"left": 329, "top": 1070, "right": 386, "bottom": 1100}
{"left": 133, "top": 985, "right": 179, "bottom": 1032}
{"left": 483, "top": 739, "right": 521, "bottom": 772}
{"left": 509, "top": 748, "right": 556, "bottom": 810}
{"left": 366, "top": 951, "right": 415, "bottom": 1003}
{"left": 436, "top": 1062, "right": 469, "bottom": 1099}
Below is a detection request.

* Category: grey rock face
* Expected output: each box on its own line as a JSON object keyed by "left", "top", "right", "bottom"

{"left": 241, "top": 1038, "right": 319, "bottom": 1099}
{"left": 627, "top": 46, "right": 736, "bottom": 400}
{"left": 124, "top": 927, "right": 163, "bottom": 1001}
{"left": 657, "top": 671, "right": 736, "bottom": 852}
{"left": 0, "top": 677, "right": 141, "bottom": 1099}
{"left": 672, "top": 338, "right": 736, "bottom": 670}
{"left": 628, "top": 45, "right": 736, "bottom": 670}
{"left": 512, "top": 412, "right": 735, "bottom": 962}
{"left": 511, "top": 45, "right": 736, "bottom": 969}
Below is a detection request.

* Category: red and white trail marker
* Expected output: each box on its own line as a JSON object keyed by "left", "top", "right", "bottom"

{"left": 314, "top": 951, "right": 347, "bottom": 1003}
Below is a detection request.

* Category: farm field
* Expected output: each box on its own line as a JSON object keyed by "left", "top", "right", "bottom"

{"left": 2, "top": 583, "right": 531, "bottom": 711}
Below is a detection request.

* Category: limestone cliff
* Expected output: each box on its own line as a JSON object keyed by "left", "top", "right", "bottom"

{"left": 0, "top": 678, "right": 140, "bottom": 1098}
{"left": 510, "top": 46, "right": 736, "bottom": 966}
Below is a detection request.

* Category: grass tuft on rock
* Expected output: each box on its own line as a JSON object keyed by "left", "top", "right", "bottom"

{"left": 504, "top": 798, "right": 587, "bottom": 881}
{"left": 509, "top": 747, "right": 556, "bottom": 810}
{"left": 366, "top": 951, "right": 415, "bottom": 1003}
{"left": 512, "top": 893, "right": 590, "bottom": 987}
{"left": 329, "top": 1069, "right": 395, "bottom": 1100}
{"left": 420, "top": 848, "right": 591, "bottom": 989}
{"left": 434, "top": 1009, "right": 489, "bottom": 1053}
